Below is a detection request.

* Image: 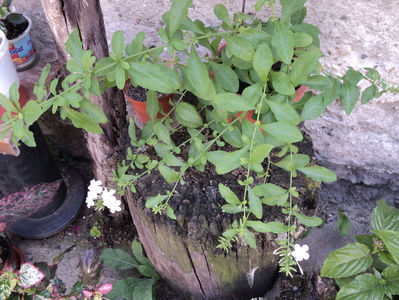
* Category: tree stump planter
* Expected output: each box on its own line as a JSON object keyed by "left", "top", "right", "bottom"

{"left": 126, "top": 131, "right": 319, "bottom": 299}
{"left": 127, "top": 177, "right": 279, "bottom": 299}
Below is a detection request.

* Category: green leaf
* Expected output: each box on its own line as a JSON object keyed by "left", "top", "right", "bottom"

{"left": 272, "top": 21, "right": 294, "bottom": 64}
{"left": 291, "top": 23, "right": 320, "bottom": 47}
{"left": 293, "top": 32, "right": 313, "bottom": 47}
{"left": 207, "top": 145, "right": 249, "bottom": 174}
{"left": 321, "top": 243, "right": 373, "bottom": 278}
{"left": 300, "top": 94, "right": 325, "bottom": 121}
{"left": 244, "top": 228, "right": 256, "bottom": 249}
{"left": 266, "top": 100, "right": 300, "bottom": 125}
{"left": 303, "top": 75, "right": 332, "bottom": 91}
{"left": 93, "top": 57, "right": 115, "bottom": 76}
{"left": 290, "top": 48, "right": 322, "bottom": 86}
{"left": 250, "top": 144, "right": 273, "bottom": 164}
{"left": 187, "top": 46, "right": 215, "bottom": 100}
{"left": 293, "top": 211, "right": 323, "bottom": 227}
{"left": 105, "top": 277, "right": 146, "bottom": 300}
{"left": 355, "top": 234, "right": 375, "bottom": 251}
{"left": 154, "top": 143, "right": 185, "bottom": 167}
{"left": 242, "top": 84, "right": 263, "bottom": 107}
{"left": 253, "top": 43, "right": 273, "bottom": 83}
{"left": 22, "top": 101, "right": 42, "bottom": 125}
{"left": 169, "top": 0, "right": 192, "bottom": 37}
{"left": 247, "top": 221, "right": 288, "bottom": 233}
{"left": 158, "top": 164, "right": 179, "bottom": 184}
{"left": 138, "top": 264, "right": 159, "bottom": 279}
{"left": 210, "top": 62, "right": 239, "bottom": 92}
{"left": 274, "top": 153, "right": 310, "bottom": 172}
{"left": 154, "top": 122, "right": 171, "bottom": 145}
{"left": 221, "top": 204, "right": 244, "bottom": 214}
{"left": 100, "top": 248, "right": 139, "bottom": 269}
{"left": 0, "top": 93, "right": 15, "bottom": 112}
{"left": 374, "top": 230, "right": 399, "bottom": 264}
{"left": 214, "top": 4, "right": 232, "bottom": 28}
{"left": 382, "top": 265, "right": 399, "bottom": 295}
{"left": 255, "top": 0, "right": 267, "bottom": 11}
{"left": 65, "top": 29, "right": 83, "bottom": 62}
{"left": 253, "top": 183, "right": 288, "bottom": 206}
{"left": 214, "top": 93, "right": 255, "bottom": 112}
{"left": 225, "top": 36, "right": 255, "bottom": 61}
{"left": 335, "top": 274, "right": 384, "bottom": 300}
{"left": 130, "top": 62, "right": 180, "bottom": 93}
{"left": 133, "top": 278, "right": 156, "bottom": 300}
{"left": 131, "top": 239, "right": 150, "bottom": 266}
{"left": 219, "top": 183, "right": 241, "bottom": 205}
{"left": 371, "top": 200, "right": 399, "bottom": 231}
{"left": 146, "top": 90, "right": 159, "bottom": 121}
{"left": 66, "top": 108, "right": 103, "bottom": 134}
{"left": 80, "top": 100, "right": 107, "bottom": 124}
{"left": 111, "top": 31, "right": 125, "bottom": 59}
{"left": 337, "top": 210, "right": 352, "bottom": 237}
{"left": 248, "top": 187, "right": 262, "bottom": 219}
{"left": 280, "top": 0, "right": 306, "bottom": 23}
{"left": 166, "top": 204, "right": 177, "bottom": 220}
{"left": 262, "top": 121, "right": 303, "bottom": 144}
{"left": 115, "top": 64, "right": 126, "bottom": 90}
{"left": 339, "top": 80, "right": 360, "bottom": 115}
{"left": 379, "top": 252, "right": 397, "bottom": 266}
{"left": 271, "top": 71, "right": 295, "bottom": 95}
{"left": 175, "top": 102, "right": 203, "bottom": 128}
{"left": 361, "top": 85, "right": 378, "bottom": 104}
{"left": 145, "top": 194, "right": 167, "bottom": 208}
{"left": 297, "top": 166, "right": 337, "bottom": 182}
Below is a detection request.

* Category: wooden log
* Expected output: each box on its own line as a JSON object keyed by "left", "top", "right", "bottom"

{"left": 40, "top": 0, "right": 127, "bottom": 184}
{"left": 126, "top": 170, "right": 285, "bottom": 299}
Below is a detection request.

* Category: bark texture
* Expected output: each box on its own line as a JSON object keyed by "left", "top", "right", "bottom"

{"left": 40, "top": 0, "right": 127, "bottom": 184}
{"left": 126, "top": 173, "right": 280, "bottom": 300}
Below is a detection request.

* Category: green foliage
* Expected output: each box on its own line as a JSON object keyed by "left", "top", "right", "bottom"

{"left": 1, "top": 0, "right": 398, "bottom": 281}
{"left": 100, "top": 239, "right": 159, "bottom": 300}
{"left": 321, "top": 200, "right": 399, "bottom": 299}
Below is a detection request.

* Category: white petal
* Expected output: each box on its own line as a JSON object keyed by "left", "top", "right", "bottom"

{"left": 294, "top": 244, "right": 301, "bottom": 251}
{"left": 303, "top": 252, "right": 310, "bottom": 260}
{"left": 302, "top": 244, "right": 309, "bottom": 252}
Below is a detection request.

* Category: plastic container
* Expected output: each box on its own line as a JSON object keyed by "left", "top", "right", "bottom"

{"left": 0, "top": 30, "right": 19, "bottom": 98}
{"left": 123, "top": 81, "right": 173, "bottom": 124}
{"left": 7, "top": 15, "right": 36, "bottom": 70}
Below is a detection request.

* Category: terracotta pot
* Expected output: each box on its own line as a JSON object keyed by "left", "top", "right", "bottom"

{"left": 123, "top": 82, "right": 173, "bottom": 124}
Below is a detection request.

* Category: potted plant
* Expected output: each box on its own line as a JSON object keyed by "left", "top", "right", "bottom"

{"left": 0, "top": 0, "right": 398, "bottom": 298}
{"left": 123, "top": 81, "right": 174, "bottom": 124}
{"left": 0, "top": 0, "right": 36, "bottom": 70}
{"left": 0, "top": 37, "right": 85, "bottom": 239}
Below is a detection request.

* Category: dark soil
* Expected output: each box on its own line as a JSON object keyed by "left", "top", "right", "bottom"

{"left": 135, "top": 124, "right": 319, "bottom": 249}
{"left": 275, "top": 273, "right": 337, "bottom": 300}
{"left": 126, "top": 85, "right": 167, "bottom": 102}
{"left": 3, "top": 13, "right": 29, "bottom": 40}
{"left": 126, "top": 85, "right": 147, "bottom": 102}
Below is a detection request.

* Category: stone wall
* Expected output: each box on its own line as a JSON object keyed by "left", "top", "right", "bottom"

{"left": 13, "top": 0, "right": 399, "bottom": 187}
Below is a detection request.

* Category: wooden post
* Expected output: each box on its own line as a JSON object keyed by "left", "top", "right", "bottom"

{"left": 40, "top": 0, "right": 127, "bottom": 184}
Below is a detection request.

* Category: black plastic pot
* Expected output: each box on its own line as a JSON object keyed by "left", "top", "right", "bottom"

{"left": 0, "top": 124, "right": 85, "bottom": 239}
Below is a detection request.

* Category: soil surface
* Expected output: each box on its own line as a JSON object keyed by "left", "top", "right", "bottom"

{"left": 3, "top": 13, "right": 29, "bottom": 40}
{"left": 126, "top": 85, "right": 147, "bottom": 102}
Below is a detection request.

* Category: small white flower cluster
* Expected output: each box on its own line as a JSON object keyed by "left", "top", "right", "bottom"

{"left": 86, "top": 179, "right": 121, "bottom": 214}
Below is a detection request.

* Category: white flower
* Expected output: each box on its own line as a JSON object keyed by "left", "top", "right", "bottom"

{"left": 291, "top": 244, "right": 310, "bottom": 262}
{"left": 86, "top": 179, "right": 104, "bottom": 208}
{"left": 86, "top": 194, "right": 96, "bottom": 208}
{"left": 101, "top": 188, "right": 121, "bottom": 214}
{"left": 88, "top": 179, "right": 103, "bottom": 195}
